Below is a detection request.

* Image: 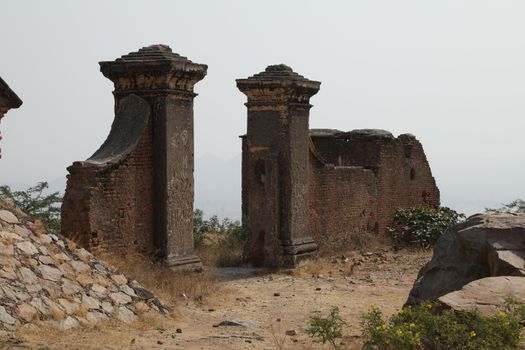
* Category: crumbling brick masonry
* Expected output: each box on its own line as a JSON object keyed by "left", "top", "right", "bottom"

{"left": 61, "top": 45, "right": 207, "bottom": 271}
{"left": 239, "top": 64, "right": 439, "bottom": 267}
{"left": 0, "top": 77, "right": 22, "bottom": 159}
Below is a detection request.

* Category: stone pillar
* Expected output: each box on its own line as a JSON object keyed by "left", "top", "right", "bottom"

{"left": 0, "top": 77, "right": 22, "bottom": 159}
{"left": 99, "top": 45, "right": 207, "bottom": 270}
{"left": 237, "top": 64, "right": 320, "bottom": 267}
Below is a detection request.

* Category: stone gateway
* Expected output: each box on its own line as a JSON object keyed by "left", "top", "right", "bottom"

{"left": 61, "top": 45, "right": 207, "bottom": 271}
{"left": 239, "top": 64, "right": 440, "bottom": 267}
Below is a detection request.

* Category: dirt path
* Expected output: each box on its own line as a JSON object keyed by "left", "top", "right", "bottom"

{"left": 4, "top": 250, "right": 431, "bottom": 350}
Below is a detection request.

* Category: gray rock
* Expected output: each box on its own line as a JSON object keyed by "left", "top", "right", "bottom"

{"left": 439, "top": 276, "right": 525, "bottom": 315}
{"left": 213, "top": 320, "right": 262, "bottom": 329}
{"left": 38, "top": 265, "right": 64, "bottom": 282}
{"left": 59, "top": 298, "right": 80, "bottom": 315}
{"left": 120, "top": 284, "right": 137, "bottom": 297}
{"left": 111, "top": 274, "right": 127, "bottom": 285}
{"left": 101, "top": 301, "right": 114, "bottom": 314}
{"left": 16, "top": 241, "right": 38, "bottom": 256}
{"left": 38, "top": 255, "right": 55, "bottom": 265}
{"left": 0, "top": 230, "right": 22, "bottom": 241}
{"left": 90, "top": 283, "right": 108, "bottom": 297}
{"left": 82, "top": 294, "right": 100, "bottom": 310}
{"left": 0, "top": 210, "right": 19, "bottom": 224}
{"left": 87, "top": 311, "right": 109, "bottom": 324}
{"left": 407, "top": 213, "right": 525, "bottom": 304}
{"left": 13, "top": 225, "right": 31, "bottom": 238}
{"left": 110, "top": 292, "right": 132, "bottom": 305}
{"left": 488, "top": 248, "right": 525, "bottom": 276}
{"left": 58, "top": 316, "right": 79, "bottom": 330}
{"left": 61, "top": 278, "right": 83, "bottom": 295}
{"left": 117, "top": 306, "right": 137, "bottom": 323}
{"left": 18, "top": 267, "right": 38, "bottom": 285}
{"left": 71, "top": 260, "right": 90, "bottom": 274}
{"left": 17, "top": 303, "right": 37, "bottom": 322}
{"left": 0, "top": 242, "right": 14, "bottom": 256}
{"left": 0, "top": 305, "right": 16, "bottom": 324}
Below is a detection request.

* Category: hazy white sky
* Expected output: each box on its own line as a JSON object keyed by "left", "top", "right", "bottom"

{"left": 1, "top": 0, "right": 524, "bottom": 217}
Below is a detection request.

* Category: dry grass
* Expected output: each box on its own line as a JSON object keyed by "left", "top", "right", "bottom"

{"left": 316, "top": 231, "right": 381, "bottom": 256}
{"left": 196, "top": 234, "right": 245, "bottom": 267}
{"left": 99, "top": 252, "right": 220, "bottom": 307}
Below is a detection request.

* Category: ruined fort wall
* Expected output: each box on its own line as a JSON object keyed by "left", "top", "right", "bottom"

{"left": 61, "top": 121, "right": 154, "bottom": 255}
{"left": 373, "top": 134, "right": 440, "bottom": 233}
{"left": 307, "top": 132, "right": 440, "bottom": 243}
{"left": 308, "top": 151, "right": 378, "bottom": 244}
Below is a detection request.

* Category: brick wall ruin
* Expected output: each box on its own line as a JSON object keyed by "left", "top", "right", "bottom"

{"left": 239, "top": 65, "right": 440, "bottom": 267}
{"left": 61, "top": 45, "right": 207, "bottom": 271}
{"left": 309, "top": 129, "right": 439, "bottom": 245}
{"left": 0, "top": 77, "right": 22, "bottom": 159}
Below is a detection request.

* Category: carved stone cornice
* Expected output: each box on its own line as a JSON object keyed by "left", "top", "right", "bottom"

{"left": 100, "top": 45, "right": 207, "bottom": 95}
{"left": 236, "top": 64, "right": 320, "bottom": 105}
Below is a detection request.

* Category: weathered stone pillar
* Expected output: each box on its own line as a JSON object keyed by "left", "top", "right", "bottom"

{"left": 0, "top": 77, "right": 22, "bottom": 159}
{"left": 61, "top": 45, "right": 206, "bottom": 270}
{"left": 237, "top": 64, "right": 320, "bottom": 267}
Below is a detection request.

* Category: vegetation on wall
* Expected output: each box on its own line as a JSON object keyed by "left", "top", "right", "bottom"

{"left": 0, "top": 182, "right": 62, "bottom": 233}
{"left": 388, "top": 206, "right": 465, "bottom": 249}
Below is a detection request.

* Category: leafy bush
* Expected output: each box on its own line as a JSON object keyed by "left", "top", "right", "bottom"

{"left": 362, "top": 301, "right": 525, "bottom": 350}
{"left": 193, "top": 210, "right": 247, "bottom": 266}
{"left": 0, "top": 182, "right": 62, "bottom": 233}
{"left": 388, "top": 206, "right": 464, "bottom": 249}
{"left": 193, "top": 209, "right": 246, "bottom": 246}
{"left": 306, "top": 306, "right": 347, "bottom": 350}
{"left": 485, "top": 199, "right": 525, "bottom": 214}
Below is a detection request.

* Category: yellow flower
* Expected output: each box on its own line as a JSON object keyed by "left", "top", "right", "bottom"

{"left": 470, "top": 331, "right": 476, "bottom": 337}
{"left": 425, "top": 303, "right": 433, "bottom": 309}
{"left": 498, "top": 311, "right": 507, "bottom": 318}
{"left": 409, "top": 323, "right": 416, "bottom": 328}
{"left": 369, "top": 303, "right": 376, "bottom": 309}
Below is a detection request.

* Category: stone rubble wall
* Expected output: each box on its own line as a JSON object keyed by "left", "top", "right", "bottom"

{"left": 0, "top": 205, "right": 168, "bottom": 332}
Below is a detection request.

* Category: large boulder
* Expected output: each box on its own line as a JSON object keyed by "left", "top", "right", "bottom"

{"left": 407, "top": 213, "right": 525, "bottom": 305}
{"left": 438, "top": 276, "right": 525, "bottom": 315}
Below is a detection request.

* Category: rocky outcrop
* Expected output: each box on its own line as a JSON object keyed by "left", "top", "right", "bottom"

{"left": 438, "top": 276, "right": 525, "bottom": 315}
{"left": 407, "top": 213, "right": 525, "bottom": 305}
{"left": 0, "top": 204, "right": 169, "bottom": 332}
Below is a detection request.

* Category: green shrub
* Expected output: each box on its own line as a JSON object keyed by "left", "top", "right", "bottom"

{"left": 485, "top": 199, "right": 525, "bottom": 214}
{"left": 193, "top": 210, "right": 248, "bottom": 266}
{"left": 0, "top": 182, "right": 62, "bottom": 233}
{"left": 388, "top": 206, "right": 464, "bottom": 249}
{"left": 193, "top": 209, "right": 246, "bottom": 247}
{"left": 306, "top": 306, "right": 347, "bottom": 350}
{"left": 362, "top": 301, "right": 525, "bottom": 350}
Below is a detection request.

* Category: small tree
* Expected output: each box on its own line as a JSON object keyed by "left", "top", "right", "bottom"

{"left": 306, "top": 306, "right": 347, "bottom": 350}
{"left": 0, "top": 182, "right": 62, "bottom": 233}
{"left": 485, "top": 199, "right": 525, "bottom": 214}
{"left": 388, "top": 206, "right": 464, "bottom": 249}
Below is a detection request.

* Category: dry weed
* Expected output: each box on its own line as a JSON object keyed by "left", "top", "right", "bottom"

{"left": 316, "top": 231, "right": 381, "bottom": 256}
{"left": 196, "top": 235, "right": 245, "bottom": 267}
{"left": 99, "top": 252, "right": 220, "bottom": 307}
{"left": 268, "top": 317, "right": 288, "bottom": 350}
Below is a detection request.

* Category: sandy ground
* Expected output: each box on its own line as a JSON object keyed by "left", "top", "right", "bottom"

{"left": 1, "top": 250, "right": 431, "bottom": 350}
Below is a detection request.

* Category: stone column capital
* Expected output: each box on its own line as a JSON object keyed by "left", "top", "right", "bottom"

{"left": 100, "top": 45, "right": 207, "bottom": 97}
{"left": 236, "top": 64, "right": 320, "bottom": 106}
